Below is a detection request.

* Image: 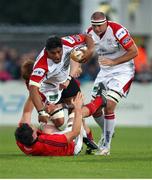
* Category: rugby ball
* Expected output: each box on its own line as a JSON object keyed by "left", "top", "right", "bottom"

{"left": 70, "top": 45, "right": 87, "bottom": 62}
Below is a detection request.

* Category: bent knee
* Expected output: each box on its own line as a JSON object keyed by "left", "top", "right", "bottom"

{"left": 104, "top": 100, "right": 117, "bottom": 114}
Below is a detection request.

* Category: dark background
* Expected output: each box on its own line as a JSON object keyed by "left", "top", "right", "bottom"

{"left": 0, "top": 0, "right": 81, "bottom": 25}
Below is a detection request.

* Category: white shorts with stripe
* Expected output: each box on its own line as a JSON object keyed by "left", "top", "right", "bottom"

{"left": 92, "top": 72, "right": 134, "bottom": 98}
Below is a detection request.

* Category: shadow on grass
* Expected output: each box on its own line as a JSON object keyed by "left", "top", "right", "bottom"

{"left": 0, "top": 153, "right": 25, "bottom": 158}
{"left": 0, "top": 153, "right": 152, "bottom": 163}
{"left": 0, "top": 153, "right": 55, "bottom": 159}
{"left": 63, "top": 154, "right": 152, "bottom": 163}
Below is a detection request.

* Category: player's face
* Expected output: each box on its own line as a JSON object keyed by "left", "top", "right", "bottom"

{"left": 47, "top": 47, "right": 63, "bottom": 63}
{"left": 92, "top": 22, "right": 107, "bottom": 36}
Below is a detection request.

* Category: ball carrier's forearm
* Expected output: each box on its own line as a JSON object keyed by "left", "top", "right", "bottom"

{"left": 29, "top": 85, "right": 50, "bottom": 123}
{"left": 29, "top": 85, "right": 44, "bottom": 112}
{"left": 84, "top": 34, "right": 95, "bottom": 54}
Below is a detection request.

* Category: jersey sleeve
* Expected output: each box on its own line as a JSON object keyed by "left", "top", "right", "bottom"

{"left": 62, "top": 34, "right": 86, "bottom": 48}
{"left": 109, "top": 22, "right": 134, "bottom": 50}
{"left": 16, "top": 141, "right": 31, "bottom": 155}
{"left": 86, "top": 26, "right": 92, "bottom": 34}
{"left": 29, "top": 50, "right": 48, "bottom": 87}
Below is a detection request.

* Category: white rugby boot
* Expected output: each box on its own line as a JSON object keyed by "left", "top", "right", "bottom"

{"left": 95, "top": 146, "right": 110, "bottom": 156}
{"left": 97, "top": 136, "right": 104, "bottom": 148}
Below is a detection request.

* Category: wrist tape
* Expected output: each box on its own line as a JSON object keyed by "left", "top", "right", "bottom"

{"left": 38, "top": 110, "right": 50, "bottom": 117}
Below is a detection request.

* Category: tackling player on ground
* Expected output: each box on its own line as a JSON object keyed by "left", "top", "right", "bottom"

{"left": 15, "top": 92, "right": 84, "bottom": 156}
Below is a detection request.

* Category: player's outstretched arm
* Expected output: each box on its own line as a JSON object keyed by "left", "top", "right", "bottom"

{"left": 64, "top": 92, "right": 83, "bottom": 143}
{"left": 19, "top": 95, "right": 34, "bottom": 125}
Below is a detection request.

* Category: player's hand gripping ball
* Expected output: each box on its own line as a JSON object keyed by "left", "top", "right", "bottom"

{"left": 70, "top": 45, "right": 87, "bottom": 62}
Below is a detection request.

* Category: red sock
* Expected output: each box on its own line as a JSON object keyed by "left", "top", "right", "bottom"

{"left": 85, "top": 96, "right": 103, "bottom": 116}
{"left": 87, "top": 129, "right": 94, "bottom": 140}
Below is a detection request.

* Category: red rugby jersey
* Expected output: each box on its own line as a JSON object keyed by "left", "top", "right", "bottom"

{"left": 16, "top": 131, "right": 75, "bottom": 156}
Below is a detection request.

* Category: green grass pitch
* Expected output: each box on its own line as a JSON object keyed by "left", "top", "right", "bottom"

{"left": 0, "top": 126, "right": 152, "bottom": 178}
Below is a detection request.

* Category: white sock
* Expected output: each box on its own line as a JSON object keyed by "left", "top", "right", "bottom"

{"left": 82, "top": 126, "right": 87, "bottom": 138}
{"left": 103, "top": 113, "right": 115, "bottom": 149}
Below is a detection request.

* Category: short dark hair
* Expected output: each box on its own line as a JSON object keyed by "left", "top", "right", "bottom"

{"left": 15, "top": 123, "right": 35, "bottom": 146}
{"left": 45, "top": 35, "right": 62, "bottom": 51}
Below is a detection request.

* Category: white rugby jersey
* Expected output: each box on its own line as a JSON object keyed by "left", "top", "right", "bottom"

{"left": 86, "top": 21, "right": 135, "bottom": 75}
{"left": 29, "top": 34, "right": 86, "bottom": 88}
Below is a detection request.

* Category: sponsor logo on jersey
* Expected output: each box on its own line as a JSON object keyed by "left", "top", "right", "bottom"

{"left": 49, "top": 94, "right": 58, "bottom": 101}
{"left": 115, "top": 28, "right": 127, "bottom": 40}
{"left": 122, "top": 37, "right": 131, "bottom": 45}
{"left": 32, "top": 68, "right": 45, "bottom": 77}
{"left": 62, "top": 36, "right": 75, "bottom": 44}
{"left": 72, "top": 35, "right": 82, "bottom": 42}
